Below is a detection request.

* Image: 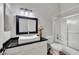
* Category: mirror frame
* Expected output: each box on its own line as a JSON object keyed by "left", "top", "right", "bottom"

{"left": 16, "top": 15, "right": 38, "bottom": 35}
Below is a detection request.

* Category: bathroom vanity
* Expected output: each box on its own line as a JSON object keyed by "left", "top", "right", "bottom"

{"left": 2, "top": 37, "right": 47, "bottom": 55}
{"left": 0, "top": 14, "right": 48, "bottom": 55}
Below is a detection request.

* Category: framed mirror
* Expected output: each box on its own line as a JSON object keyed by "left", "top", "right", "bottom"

{"left": 16, "top": 15, "right": 38, "bottom": 35}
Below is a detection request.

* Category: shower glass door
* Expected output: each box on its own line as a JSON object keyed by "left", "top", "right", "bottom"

{"left": 67, "top": 15, "right": 79, "bottom": 50}
{"left": 60, "top": 14, "right": 79, "bottom": 50}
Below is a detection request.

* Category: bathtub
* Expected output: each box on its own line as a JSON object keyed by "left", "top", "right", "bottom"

{"left": 50, "top": 43, "right": 79, "bottom": 55}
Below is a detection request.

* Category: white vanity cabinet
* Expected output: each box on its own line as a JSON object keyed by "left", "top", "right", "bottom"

{"left": 4, "top": 41, "right": 47, "bottom": 55}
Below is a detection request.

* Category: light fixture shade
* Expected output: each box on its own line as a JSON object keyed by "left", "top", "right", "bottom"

{"left": 29, "top": 12, "right": 34, "bottom": 17}
{"left": 20, "top": 10, "right": 24, "bottom": 15}
{"left": 20, "top": 8, "right": 25, "bottom": 16}
{"left": 25, "top": 11, "right": 29, "bottom": 16}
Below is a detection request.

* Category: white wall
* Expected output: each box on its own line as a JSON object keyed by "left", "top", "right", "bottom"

{"left": 0, "top": 4, "right": 4, "bottom": 32}
{"left": 0, "top": 4, "right": 10, "bottom": 49}
{"left": 52, "top": 4, "right": 61, "bottom": 43}
{"left": 0, "top": 4, "right": 5, "bottom": 48}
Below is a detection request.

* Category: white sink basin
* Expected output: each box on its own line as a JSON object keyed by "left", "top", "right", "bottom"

{"left": 19, "top": 35, "right": 40, "bottom": 44}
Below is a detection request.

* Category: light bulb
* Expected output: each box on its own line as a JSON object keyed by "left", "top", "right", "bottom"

{"left": 25, "top": 11, "right": 29, "bottom": 16}
{"left": 20, "top": 8, "right": 25, "bottom": 15}
{"left": 20, "top": 10, "right": 24, "bottom": 15}
{"left": 29, "top": 12, "right": 34, "bottom": 17}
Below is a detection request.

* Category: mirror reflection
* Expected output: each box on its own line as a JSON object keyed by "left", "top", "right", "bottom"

{"left": 28, "top": 20, "right": 36, "bottom": 32}
{"left": 19, "top": 18, "right": 28, "bottom": 32}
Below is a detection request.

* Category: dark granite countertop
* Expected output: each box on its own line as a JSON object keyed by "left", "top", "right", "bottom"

{"left": 3, "top": 37, "right": 48, "bottom": 49}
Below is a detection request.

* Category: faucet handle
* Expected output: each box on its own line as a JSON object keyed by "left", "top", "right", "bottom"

{"left": 56, "top": 34, "right": 60, "bottom": 40}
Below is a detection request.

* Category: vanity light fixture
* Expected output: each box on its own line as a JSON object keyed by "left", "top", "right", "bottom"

{"left": 20, "top": 8, "right": 34, "bottom": 17}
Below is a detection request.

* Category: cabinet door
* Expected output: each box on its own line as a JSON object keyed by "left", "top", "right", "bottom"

{"left": 4, "top": 41, "right": 47, "bottom": 55}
